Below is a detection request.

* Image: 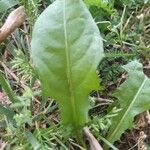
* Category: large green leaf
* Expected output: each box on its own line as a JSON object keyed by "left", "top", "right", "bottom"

{"left": 31, "top": 0, "right": 103, "bottom": 131}
{"left": 106, "top": 60, "right": 150, "bottom": 144}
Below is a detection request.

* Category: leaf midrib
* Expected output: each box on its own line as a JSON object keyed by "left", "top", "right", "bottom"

{"left": 108, "top": 76, "right": 148, "bottom": 141}
{"left": 63, "top": 0, "right": 78, "bottom": 125}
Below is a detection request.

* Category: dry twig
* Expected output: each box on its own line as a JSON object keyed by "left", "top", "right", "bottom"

{"left": 83, "top": 127, "right": 103, "bottom": 150}
{"left": 0, "top": 6, "right": 26, "bottom": 43}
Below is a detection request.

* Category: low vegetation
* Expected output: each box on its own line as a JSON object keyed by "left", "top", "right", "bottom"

{"left": 0, "top": 0, "right": 150, "bottom": 149}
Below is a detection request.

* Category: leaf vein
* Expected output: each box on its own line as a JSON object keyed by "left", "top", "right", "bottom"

{"left": 63, "top": 0, "right": 77, "bottom": 125}
{"left": 109, "top": 76, "right": 148, "bottom": 141}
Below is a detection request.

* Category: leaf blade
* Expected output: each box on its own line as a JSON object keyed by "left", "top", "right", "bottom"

{"left": 0, "top": 72, "right": 17, "bottom": 103}
{"left": 31, "top": 0, "right": 103, "bottom": 129}
{"left": 106, "top": 60, "right": 150, "bottom": 144}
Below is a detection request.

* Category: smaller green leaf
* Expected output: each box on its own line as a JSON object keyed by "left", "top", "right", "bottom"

{"left": 0, "top": 72, "right": 17, "bottom": 103}
{"left": 106, "top": 60, "right": 150, "bottom": 144}
{"left": 0, "top": 0, "right": 19, "bottom": 12}
{"left": 0, "top": 103, "right": 15, "bottom": 124}
{"left": 25, "top": 131, "right": 41, "bottom": 150}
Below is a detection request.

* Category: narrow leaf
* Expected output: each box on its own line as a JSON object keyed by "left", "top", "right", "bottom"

{"left": 106, "top": 60, "right": 150, "bottom": 144}
{"left": 31, "top": 0, "right": 103, "bottom": 131}
{"left": 99, "top": 136, "right": 118, "bottom": 150}
{"left": 0, "top": 72, "right": 17, "bottom": 103}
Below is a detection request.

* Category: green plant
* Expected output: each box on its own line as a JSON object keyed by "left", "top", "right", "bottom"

{"left": 31, "top": 0, "right": 104, "bottom": 141}
{"left": 1, "top": 0, "right": 150, "bottom": 149}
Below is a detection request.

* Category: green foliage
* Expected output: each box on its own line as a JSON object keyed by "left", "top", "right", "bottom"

{"left": 99, "top": 58, "right": 124, "bottom": 85}
{"left": 90, "top": 107, "right": 121, "bottom": 134}
{"left": 11, "top": 50, "right": 34, "bottom": 82}
{"left": 1, "top": 87, "right": 35, "bottom": 149}
{"left": 0, "top": 0, "right": 150, "bottom": 149}
{"left": 85, "top": 0, "right": 114, "bottom": 13}
{"left": 14, "top": 109, "right": 32, "bottom": 126}
{"left": 31, "top": 0, "right": 104, "bottom": 136}
{"left": 13, "top": 87, "right": 32, "bottom": 126}
{"left": 85, "top": 0, "right": 117, "bottom": 26}
{"left": 106, "top": 60, "right": 150, "bottom": 144}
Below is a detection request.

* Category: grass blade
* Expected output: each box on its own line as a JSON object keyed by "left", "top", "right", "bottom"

{"left": 0, "top": 72, "right": 17, "bottom": 103}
